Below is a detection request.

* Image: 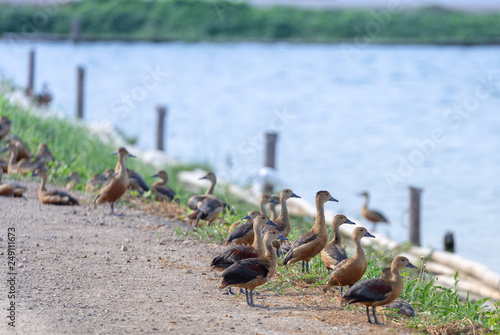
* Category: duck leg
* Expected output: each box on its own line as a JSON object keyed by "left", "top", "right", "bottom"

{"left": 245, "top": 289, "right": 250, "bottom": 305}
{"left": 110, "top": 202, "right": 123, "bottom": 217}
{"left": 372, "top": 307, "right": 384, "bottom": 325}
{"left": 366, "top": 306, "right": 373, "bottom": 324}
{"left": 305, "top": 262, "right": 310, "bottom": 274}
{"left": 226, "top": 287, "right": 236, "bottom": 295}
{"left": 248, "top": 290, "right": 268, "bottom": 308}
{"left": 301, "top": 261, "right": 305, "bottom": 272}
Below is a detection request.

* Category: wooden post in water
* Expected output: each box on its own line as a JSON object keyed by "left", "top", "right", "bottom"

{"left": 409, "top": 186, "right": 423, "bottom": 246}
{"left": 26, "top": 50, "right": 35, "bottom": 97}
{"left": 263, "top": 132, "right": 278, "bottom": 194}
{"left": 444, "top": 231, "right": 455, "bottom": 253}
{"left": 156, "top": 105, "right": 167, "bottom": 152}
{"left": 76, "top": 67, "right": 85, "bottom": 119}
{"left": 71, "top": 18, "right": 81, "bottom": 43}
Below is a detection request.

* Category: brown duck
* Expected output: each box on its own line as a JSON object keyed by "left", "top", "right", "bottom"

{"left": 225, "top": 194, "right": 278, "bottom": 245}
{"left": 32, "top": 143, "right": 55, "bottom": 168}
{"left": 187, "top": 171, "right": 216, "bottom": 210}
{"left": 380, "top": 267, "right": 415, "bottom": 318}
{"left": 219, "top": 229, "right": 283, "bottom": 308}
{"left": 321, "top": 214, "right": 356, "bottom": 270}
{"left": 33, "top": 167, "right": 79, "bottom": 205}
{"left": 5, "top": 141, "right": 36, "bottom": 176}
{"left": 151, "top": 170, "right": 178, "bottom": 203}
{"left": 359, "top": 191, "right": 389, "bottom": 231}
{"left": 94, "top": 147, "right": 135, "bottom": 215}
{"left": 0, "top": 168, "right": 26, "bottom": 197}
{"left": 263, "top": 188, "right": 300, "bottom": 237}
{"left": 66, "top": 172, "right": 80, "bottom": 191}
{"left": 283, "top": 190, "right": 338, "bottom": 273}
{"left": 340, "top": 256, "right": 417, "bottom": 325}
{"left": 323, "top": 227, "right": 375, "bottom": 296}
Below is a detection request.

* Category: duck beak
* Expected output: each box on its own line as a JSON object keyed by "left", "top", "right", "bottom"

{"left": 364, "top": 231, "right": 376, "bottom": 238}
{"left": 291, "top": 193, "right": 301, "bottom": 198}
{"left": 269, "top": 198, "right": 280, "bottom": 204}
{"left": 110, "top": 150, "right": 117, "bottom": 155}
{"left": 241, "top": 215, "right": 251, "bottom": 220}
{"left": 32, "top": 171, "right": 38, "bottom": 177}
{"left": 0, "top": 147, "right": 7, "bottom": 153}
{"left": 406, "top": 261, "right": 418, "bottom": 269}
{"left": 278, "top": 234, "right": 288, "bottom": 241}
{"left": 199, "top": 175, "right": 208, "bottom": 180}
{"left": 151, "top": 174, "right": 159, "bottom": 178}
{"left": 345, "top": 217, "right": 356, "bottom": 225}
{"left": 65, "top": 176, "right": 72, "bottom": 180}
{"left": 128, "top": 154, "right": 136, "bottom": 158}
{"left": 266, "top": 219, "right": 278, "bottom": 227}
{"left": 329, "top": 196, "right": 339, "bottom": 202}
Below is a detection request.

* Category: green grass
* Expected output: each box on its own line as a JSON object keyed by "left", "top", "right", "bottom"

{"left": 1, "top": 0, "right": 500, "bottom": 44}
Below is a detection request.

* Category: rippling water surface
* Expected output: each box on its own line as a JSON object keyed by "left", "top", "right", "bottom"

{"left": 1, "top": 41, "right": 500, "bottom": 271}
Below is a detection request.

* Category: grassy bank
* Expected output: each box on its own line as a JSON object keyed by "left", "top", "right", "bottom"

{"left": 1, "top": 0, "right": 500, "bottom": 44}
{"left": 2, "top": 92, "right": 500, "bottom": 333}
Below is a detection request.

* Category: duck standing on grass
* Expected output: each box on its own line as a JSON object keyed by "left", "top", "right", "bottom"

{"left": 340, "top": 256, "right": 417, "bottom": 325}
{"left": 283, "top": 190, "right": 338, "bottom": 273}
{"left": 187, "top": 171, "right": 217, "bottom": 210}
{"left": 151, "top": 170, "right": 179, "bottom": 203}
{"left": 321, "top": 214, "right": 356, "bottom": 270}
{"left": 33, "top": 167, "right": 79, "bottom": 205}
{"left": 94, "top": 147, "right": 134, "bottom": 216}
{"left": 323, "top": 227, "right": 375, "bottom": 296}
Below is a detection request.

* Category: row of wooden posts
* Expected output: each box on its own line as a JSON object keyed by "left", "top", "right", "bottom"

{"left": 23, "top": 50, "right": 450, "bottom": 251}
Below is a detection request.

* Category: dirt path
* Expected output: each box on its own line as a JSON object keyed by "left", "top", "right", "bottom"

{"left": 0, "top": 183, "right": 414, "bottom": 334}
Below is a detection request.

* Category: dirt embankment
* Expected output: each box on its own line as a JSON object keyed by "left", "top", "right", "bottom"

{"left": 0, "top": 182, "right": 413, "bottom": 334}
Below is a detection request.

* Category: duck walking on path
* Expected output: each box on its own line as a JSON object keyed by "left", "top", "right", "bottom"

{"left": 323, "top": 227, "right": 375, "bottom": 296}
{"left": 359, "top": 191, "right": 389, "bottom": 232}
{"left": 283, "top": 190, "right": 338, "bottom": 273}
{"left": 33, "top": 167, "right": 79, "bottom": 205}
{"left": 94, "top": 147, "right": 135, "bottom": 216}
{"left": 340, "top": 256, "right": 417, "bottom": 325}
{"left": 321, "top": 214, "right": 356, "bottom": 270}
{"left": 220, "top": 229, "right": 284, "bottom": 308}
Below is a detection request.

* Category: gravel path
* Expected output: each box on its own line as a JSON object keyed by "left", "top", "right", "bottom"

{"left": 0, "top": 182, "right": 413, "bottom": 334}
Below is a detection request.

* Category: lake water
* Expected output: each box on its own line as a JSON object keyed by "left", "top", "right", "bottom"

{"left": 1, "top": 40, "right": 500, "bottom": 272}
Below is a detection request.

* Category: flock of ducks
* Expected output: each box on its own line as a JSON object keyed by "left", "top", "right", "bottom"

{"left": 0, "top": 114, "right": 415, "bottom": 326}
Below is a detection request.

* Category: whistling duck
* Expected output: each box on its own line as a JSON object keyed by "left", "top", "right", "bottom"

{"left": 341, "top": 256, "right": 417, "bottom": 325}
{"left": 380, "top": 267, "right": 415, "bottom": 317}
{"left": 33, "top": 167, "right": 79, "bottom": 205}
{"left": 187, "top": 171, "right": 216, "bottom": 210}
{"left": 4, "top": 136, "right": 32, "bottom": 161}
{"left": 94, "top": 147, "right": 135, "bottom": 215}
{"left": 0, "top": 169, "right": 26, "bottom": 197}
{"left": 114, "top": 161, "right": 148, "bottom": 195}
{"left": 262, "top": 188, "right": 300, "bottom": 237}
{"left": 283, "top": 190, "right": 338, "bottom": 273}
{"left": 220, "top": 229, "right": 284, "bottom": 308}
{"left": 0, "top": 116, "right": 11, "bottom": 141}
{"left": 5, "top": 141, "right": 35, "bottom": 176}
{"left": 212, "top": 215, "right": 278, "bottom": 272}
{"left": 86, "top": 173, "right": 105, "bottom": 192}
{"left": 359, "top": 191, "right": 389, "bottom": 232}
{"left": 321, "top": 214, "right": 356, "bottom": 270}
{"left": 66, "top": 172, "right": 80, "bottom": 191}
{"left": 189, "top": 195, "right": 228, "bottom": 227}
{"left": 227, "top": 210, "right": 260, "bottom": 235}
{"left": 32, "top": 143, "right": 55, "bottom": 168}
{"left": 151, "top": 170, "right": 178, "bottom": 203}
{"left": 225, "top": 194, "right": 278, "bottom": 245}
{"left": 213, "top": 214, "right": 279, "bottom": 295}
{"left": 103, "top": 168, "right": 115, "bottom": 180}
{"left": 34, "top": 83, "right": 52, "bottom": 107}
{"left": 269, "top": 195, "right": 280, "bottom": 221}
{"left": 324, "top": 227, "right": 375, "bottom": 295}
